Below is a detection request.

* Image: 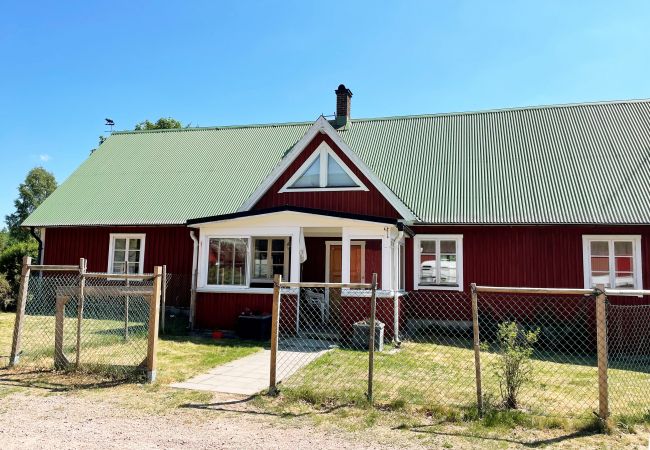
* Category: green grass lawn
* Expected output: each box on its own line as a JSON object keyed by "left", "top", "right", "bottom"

{"left": 277, "top": 340, "right": 650, "bottom": 422}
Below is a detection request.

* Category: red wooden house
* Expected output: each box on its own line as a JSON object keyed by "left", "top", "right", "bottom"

{"left": 23, "top": 85, "right": 650, "bottom": 331}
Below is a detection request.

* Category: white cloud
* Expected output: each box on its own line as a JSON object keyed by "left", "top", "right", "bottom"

{"left": 39, "top": 154, "right": 51, "bottom": 162}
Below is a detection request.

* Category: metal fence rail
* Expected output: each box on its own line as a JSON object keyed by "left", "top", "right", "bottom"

{"left": 9, "top": 257, "right": 162, "bottom": 381}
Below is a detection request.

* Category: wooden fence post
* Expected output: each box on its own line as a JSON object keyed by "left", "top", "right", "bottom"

{"left": 269, "top": 274, "right": 281, "bottom": 394}
{"left": 124, "top": 278, "right": 130, "bottom": 341}
{"left": 9, "top": 256, "right": 32, "bottom": 367}
{"left": 75, "top": 258, "right": 86, "bottom": 368}
{"left": 595, "top": 285, "right": 609, "bottom": 421}
{"left": 471, "top": 283, "right": 483, "bottom": 415}
{"left": 160, "top": 265, "right": 167, "bottom": 334}
{"left": 146, "top": 266, "right": 163, "bottom": 383}
{"left": 367, "top": 273, "right": 378, "bottom": 404}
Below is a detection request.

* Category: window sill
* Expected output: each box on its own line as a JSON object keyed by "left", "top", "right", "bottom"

{"left": 415, "top": 285, "right": 464, "bottom": 292}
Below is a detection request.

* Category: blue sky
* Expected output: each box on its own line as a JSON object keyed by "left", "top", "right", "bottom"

{"left": 1, "top": 1, "right": 649, "bottom": 223}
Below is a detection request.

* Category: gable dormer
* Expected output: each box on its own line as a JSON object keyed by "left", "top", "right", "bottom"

{"left": 279, "top": 140, "right": 367, "bottom": 192}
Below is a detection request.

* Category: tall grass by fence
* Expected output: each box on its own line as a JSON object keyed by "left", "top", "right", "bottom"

{"left": 8, "top": 257, "right": 162, "bottom": 381}
{"left": 270, "top": 276, "right": 650, "bottom": 422}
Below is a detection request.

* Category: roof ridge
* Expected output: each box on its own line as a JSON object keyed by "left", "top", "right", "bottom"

{"left": 111, "top": 120, "right": 314, "bottom": 135}
{"left": 350, "top": 98, "right": 650, "bottom": 123}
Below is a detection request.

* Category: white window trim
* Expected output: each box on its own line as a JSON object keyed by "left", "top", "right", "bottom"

{"left": 278, "top": 141, "right": 368, "bottom": 193}
{"left": 107, "top": 233, "right": 146, "bottom": 275}
{"left": 251, "top": 237, "right": 290, "bottom": 283}
{"left": 582, "top": 235, "right": 643, "bottom": 290}
{"left": 325, "top": 241, "right": 366, "bottom": 283}
{"left": 413, "top": 234, "right": 463, "bottom": 292}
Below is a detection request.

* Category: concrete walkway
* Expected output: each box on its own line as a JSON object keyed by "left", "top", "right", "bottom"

{"left": 171, "top": 338, "right": 334, "bottom": 395}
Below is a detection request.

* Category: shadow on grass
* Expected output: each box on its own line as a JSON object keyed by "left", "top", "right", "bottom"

{"left": 0, "top": 367, "right": 140, "bottom": 393}
{"left": 179, "top": 395, "right": 346, "bottom": 418}
{"left": 404, "top": 425, "right": 598, "bottom": 448}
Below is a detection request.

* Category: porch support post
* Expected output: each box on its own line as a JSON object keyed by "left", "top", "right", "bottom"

{"left": 341, "top": 229, "right": 351, "bottom": 284}
{"left": 289, "top": 228, "right": 301, "bottom": 283}
{"left": 381, "top": 232, "right": 392, "bottom": 291}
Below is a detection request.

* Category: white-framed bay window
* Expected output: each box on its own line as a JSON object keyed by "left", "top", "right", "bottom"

{"left": 582, "top": 235, "right": 643, "bottom": 289}
{"left": 201, "top": 235, "right": 292, "bottom": 290}
{"left": 108, "top": 233, "right": 145, "bottom": 275}
{"left": 413, "top": 234, "right": 463, "bottom": 291}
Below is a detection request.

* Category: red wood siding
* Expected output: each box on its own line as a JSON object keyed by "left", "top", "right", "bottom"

{"left": 408, "top": 225, "right": 650, "bottom": 304}
{"left": 195, "top": 292, "right": 273, "bottom": 329}
{"left": 43, "top": 226, "right": 194, "bottom": 306}
{"left": 252, "top": 133, "right": 401, "bottom": 219}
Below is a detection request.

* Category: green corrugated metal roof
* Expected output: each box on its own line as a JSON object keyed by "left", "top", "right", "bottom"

{"left": 24, "top": 99, "right": 650, "bottom": 226}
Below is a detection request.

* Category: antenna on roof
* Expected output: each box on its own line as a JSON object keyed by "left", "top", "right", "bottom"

{"left": 105, "top": 118, "right": 115, "bottom": 132}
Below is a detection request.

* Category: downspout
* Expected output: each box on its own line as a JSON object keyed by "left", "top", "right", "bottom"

{"left": 391, "top": 230, "right": 404, "bottom": 346}
{"left": 189, "top": 230, "right": 199, "bottom": 330}
{"left": 30, "top": 227, "right": 43, "bottom": 265}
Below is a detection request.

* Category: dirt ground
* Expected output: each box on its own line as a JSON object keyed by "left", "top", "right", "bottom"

{"left": 1, "top": 390, "right": 649, "bottom": 450}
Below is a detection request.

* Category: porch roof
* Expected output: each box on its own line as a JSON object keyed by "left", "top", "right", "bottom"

{"left": 186, "top": 205, "right": 410, "bottom": 231}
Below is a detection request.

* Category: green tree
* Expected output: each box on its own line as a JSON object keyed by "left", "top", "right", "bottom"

{"left": 0, "top": 273, "right": 12, "bottom": 311}
{"left": 134, "top": 117, "right": 183, "bottom": 130}
{"left": 0, "top": 240, "right": 38, "bottom": 301}
{"left": 0, "top": 229, "right": 8, "bottom": 253}
{"left": 5, "top": 167, "right": 57, "bottom": 241}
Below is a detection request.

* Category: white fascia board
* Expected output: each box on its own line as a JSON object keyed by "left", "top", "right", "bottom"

{"left": 236, "top": 116, "right": 417, "bottom": 221}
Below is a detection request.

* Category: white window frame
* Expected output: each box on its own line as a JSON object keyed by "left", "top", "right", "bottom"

{"left": 582, "top": 235, "right": 643, "bottom": 289}
{"left": 204, "top": 236, "right": 251, "bottom": 289}
{"left": 278, "top": 141, "right": 368, "bottom": 192}
{"left": 413, "top": 234, "right": 463, "bottom": 291}
{"left": 107, "top": 233, "right": 146, "bottom": 275}
{"left": 251, "top": 237, "right": 290, "bottom": 283}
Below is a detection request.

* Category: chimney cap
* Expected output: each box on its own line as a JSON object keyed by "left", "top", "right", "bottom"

{"left": 335, "top": 84, "right": 353, "bottom": 97}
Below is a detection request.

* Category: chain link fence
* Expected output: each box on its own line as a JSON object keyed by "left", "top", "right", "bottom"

{"left": 9, "top": 258, "right": 162, "bottom": 380}
{"left": 271, "top": 280, "right": 650, "bottom": 421}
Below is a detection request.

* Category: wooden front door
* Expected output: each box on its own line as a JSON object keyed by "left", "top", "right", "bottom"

{"left": 327, "top": 243, "right": 364, "bottom": 283}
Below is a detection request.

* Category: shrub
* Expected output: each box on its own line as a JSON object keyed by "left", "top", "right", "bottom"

{"left": 0, "top": 273, "right": 12, "bottom": 311}
{"left": 493, "top": 321, "right": 539, "bottom": 409}
{"left": 0, "top": 240, "right": 38, "bottom": 299}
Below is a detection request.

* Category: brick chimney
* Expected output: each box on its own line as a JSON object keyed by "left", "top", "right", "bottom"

{"left": 334, "top": 84, "right": 352, "bottom": 128}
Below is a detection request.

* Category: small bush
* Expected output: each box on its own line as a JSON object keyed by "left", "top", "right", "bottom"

{"left": 493, "top": 321, "right": 539, "bottom": 409}
{"left": 0, "top": 273, "right": 12, "bottom": 311}
{"left": 0, "top": 240, "right": 38, "bottom": 298}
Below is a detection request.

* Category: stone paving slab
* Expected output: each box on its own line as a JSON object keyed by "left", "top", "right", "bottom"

{"left": 171, "top": 342, "right": 333, "bottom": 395}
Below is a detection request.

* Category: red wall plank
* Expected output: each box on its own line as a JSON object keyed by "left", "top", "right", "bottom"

{"left": 195, "top": 292, "right": 273, "bottom": 330}
{"left": 252, "top": 134, "right": 401, "bottom": 219}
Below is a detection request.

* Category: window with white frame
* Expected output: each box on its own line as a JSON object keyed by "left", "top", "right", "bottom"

{"left": 279, "top": 142, "right": 367, "bottom": 191}
{"left": 252, "top": 237, "right": 289, "bottom": 282}
{"left": 108, "top": 234, "right": 145, "bottom": 274}
{"left": 583, "top": 235, "right": 642, "bottom": 289}
{"left": 207, "top": 238, "right": 248, "bottom": 286}
{"left": 414, "top": 235, "right": 463, "bottom": 290}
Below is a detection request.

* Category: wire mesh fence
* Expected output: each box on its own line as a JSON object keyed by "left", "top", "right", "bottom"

{"left": 272, "top": 281, "right": 650, "bottom": 420}
{"left": 9, "top": 259, "right": 162, "bottom": 380}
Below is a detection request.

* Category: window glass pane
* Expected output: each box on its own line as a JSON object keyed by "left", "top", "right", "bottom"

{"left": 327, "top": 154, "right": 357, "bottom": 187}
{"left": 255, "top": 239, "right": 268, "bottom": 252}
{"left": 128, "top": 239, "right": 141, "bottom": 250}
{"left": 271, "top": 239, "right": 285, "bottom": 252}
{"left": 614, "top": 241, "right": 633, "bottom": 256}
{"left": 291, "top": 156, "right": 320, "bottom": 188}
{"left": 440, "top": 240, "right": 456, "bottom": 254}
{"left": 420, "top": 240, "right": 436, "bottom": 254}
{"left": 127, "top": 250, "right": 140, "bottom": 262}
{"left": 113, "top": 250, "right": 125, "bottom": 264}
{"left": 615, "top": 272, "right": 634, "bottom": 288}
{"left": 591, "top": 272, "right": 610, "bottom": 288}
{"left": 440, "top": 254, "right": 457, "bottom": 285}
{"left": 127, "top": 263, "right": 139, "bottom": 274}
{"left": 419, "top": 253, "right": 436, "bottom": 285}
{"left": 590, "top": 241, "right": 609, "bottom": 256}
{"left": 590, "top": 256, "right": 609, "bottom": 272}
{"left": 114, "top": 239, "right": 126, "bottom": 250}
{"left": 113, "top": 261, "right": 126, "bottom": 274}
{"left": 207, "top": 238, "right": 247, "bottom": 286}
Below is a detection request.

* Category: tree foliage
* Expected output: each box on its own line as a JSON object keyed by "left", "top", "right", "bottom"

{"left": 134, "top": 117, "right": 183, "bottom": 130}
{"left": 0, "top": 229, "right": 8, "bottom": 253}
{"left": 0, "top": 240, "right": 38, "bottom": 301}
{"left": 5, "top": 167, "right": 57, "bottom": 241}
{"left": 0, "top": 273, "right": 12, "bottom": 311}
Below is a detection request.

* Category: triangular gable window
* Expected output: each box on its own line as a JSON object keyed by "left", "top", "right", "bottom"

{"left": 280, "top": 141, "right": 368, "bottom": 192}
